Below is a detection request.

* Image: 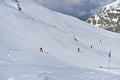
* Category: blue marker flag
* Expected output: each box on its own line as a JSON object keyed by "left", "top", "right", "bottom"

{"left": 108, "top": 50, "right": 111, "bottom": 58}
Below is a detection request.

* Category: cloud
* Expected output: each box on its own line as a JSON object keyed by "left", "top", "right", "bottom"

{"left": 78, "top": 11, "right": 87, "bottom": 16}
{"left": 34, "top": 0, "right": 115, "bottom": 19}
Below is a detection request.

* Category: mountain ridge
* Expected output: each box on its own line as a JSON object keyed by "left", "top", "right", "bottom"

{"left": 86, "top": 0, "right": 120, "bottom": 33}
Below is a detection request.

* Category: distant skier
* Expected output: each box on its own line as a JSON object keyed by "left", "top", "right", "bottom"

{"left": 39, "top": 47, "right": 43, "bottom": 52}
{"left": 99, "top": 66, "right": 102, "bottom": 68}
{"left": 77, "top": 48, "right": 80, "bottom": 53}
{"left": 17, "top": 4, "right": 21, "bottom": 11}
{"left": 90, "top": 46, "right": 93, "bottom": 48}
{"left": 12, "top": 0, "right": 22, "bottom": 11}
{"left": 14, "top": 0, "right": 19, "bottom": 3}
{"left": 100, "top": 40, "right": 101, "bottom": 42}
{"left": 73, "top": 36, "right": 78, "bottom": 42}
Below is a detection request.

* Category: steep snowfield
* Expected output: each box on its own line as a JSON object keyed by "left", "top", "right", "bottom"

{"left": 0, "top": 0, "right": 120, "bottom": 79}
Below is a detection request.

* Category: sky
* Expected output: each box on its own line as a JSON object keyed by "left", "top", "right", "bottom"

{"left": 35, "top": 0, "right": 116, "bottom": 19}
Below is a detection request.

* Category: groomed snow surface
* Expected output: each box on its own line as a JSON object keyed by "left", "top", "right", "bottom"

{"left": 0, "top": 0, "right": 120, "bottom": 80}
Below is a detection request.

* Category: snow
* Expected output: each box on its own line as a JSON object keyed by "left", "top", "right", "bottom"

{"left": 1, "top": 65, "right": 120, "bottom": 80}
{"left": 0, "top": 0, "right": 120, "bottom": 79}
{"left": 105, "top": 0, "right": 120, "bottom": 9}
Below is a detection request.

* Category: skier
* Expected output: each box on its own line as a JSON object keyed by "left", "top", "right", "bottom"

{"left": 77, "top": 48, "right": 80, "bottom": 53}
{"left": 17, "top": 4, "right": 21, "bottom": 11}
{"left": 14, "top": 0, "right": 19, "bottom": 2}
{"left": 90, "top": 46, "right": 93, "bottom": 48}
{"left": 39, "top": 47, "right": 43, "bottom": 52}
{"left": 12, "top": 0, "right": 21, "bottom": 11}
{"left": 99, "top": 66, "right": 102, "bottom": 68}
{"left": 73, "top": 36, "right": 78, "bottom": 42}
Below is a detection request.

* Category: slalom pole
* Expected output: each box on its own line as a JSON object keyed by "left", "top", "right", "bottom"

{"left": 108, "top": 56, "right": 110, "bottom": 72}
{"left": 108, "top": 50, "right": 111, "bottom": 72}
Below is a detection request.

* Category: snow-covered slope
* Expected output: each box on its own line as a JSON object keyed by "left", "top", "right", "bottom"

{"left": 86, "top": 0, "right": 120, "bottom": 32}
{"left": 0, "top": 0, "right": 120, "bottom": 79}
{"left": 1, "top": 65, "right": 120, "bottom": 80}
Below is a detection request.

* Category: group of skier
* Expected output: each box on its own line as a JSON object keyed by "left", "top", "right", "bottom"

{"left": 39, "top": 40, "right": 102, "bottom": 53}
{"left": 77, "top": 39, "right": 101, "bottom": 53}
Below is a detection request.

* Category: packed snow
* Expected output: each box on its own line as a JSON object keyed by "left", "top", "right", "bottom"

{"left": 0, "top": 0, "right": 120, "bottom": 80}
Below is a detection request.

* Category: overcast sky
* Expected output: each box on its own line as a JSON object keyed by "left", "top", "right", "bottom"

{"left": 35, "top": 0, "right": 116, "bottom": 19}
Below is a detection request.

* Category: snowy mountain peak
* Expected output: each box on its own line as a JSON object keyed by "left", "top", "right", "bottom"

{"left": 86, "top": 0, "right": 120, "bottom": 32}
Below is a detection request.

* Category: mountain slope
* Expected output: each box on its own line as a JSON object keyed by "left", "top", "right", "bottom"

{"left": 1, "top": 65, "right": 120, "bottom": 80}
{"left": 86, "top": 0, "right": 120, "bottom": 33}
{"left": 0, "top": 0, "right": 120, "bottom": 79}
{"left": 1, "top": 0, "right": 120, "bottom": 67}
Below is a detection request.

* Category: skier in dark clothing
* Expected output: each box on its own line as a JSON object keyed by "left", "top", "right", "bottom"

{"left": 77, "top": 48, "right": 80, "bottom": 53}
{"left": 91, "top": 46, "right": 93, "bottom": 48}
{"left": 17, "top": 4, "right": 21, "bottom": 11}
{"left": 15, "top": 0, "right": 19, "bottom": 2}
{"left": 12, "top": 0, "right": 22, "bottom": 11}
{"left": 39, "top": 47, "right": 43, "bottom": 52}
